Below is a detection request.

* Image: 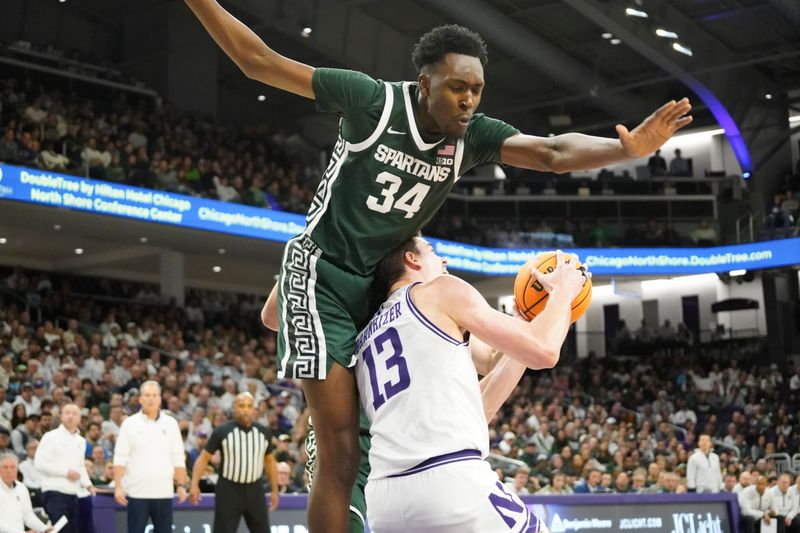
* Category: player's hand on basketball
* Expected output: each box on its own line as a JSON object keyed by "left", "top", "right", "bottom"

{"left": 270, "top": 490, "right": 279, "bottom": 511}
{"left": 189, "top": 484, "right": 202, "bottom": 505}
{"left": 530, "top": 250, "right": 589, "bottom": 301}
{"left": 617, "top": 98, "right": 692, "bottom": 158}
{"left": 114, "top": 486, "right": 128, "bottom": 506}
{"left": 177, "top": 485, "right": 188, "bottom": 504}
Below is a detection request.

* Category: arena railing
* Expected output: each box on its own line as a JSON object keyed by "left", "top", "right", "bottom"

{"left": 712, "top": 440, "right": 741, "bottom": 462}
{"left": 1, "top": 43, "right": 158, "bottom": 99}
{"left": 764, "top": 453, "right": 794, "bottom": 474}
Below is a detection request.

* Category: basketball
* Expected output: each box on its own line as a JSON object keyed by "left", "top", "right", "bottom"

{"left": 514, "top": 252, "right": 592, "bottom": 323}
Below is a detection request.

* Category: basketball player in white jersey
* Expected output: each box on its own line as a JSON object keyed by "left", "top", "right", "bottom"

{"left": 354, "top": 236, "right": 588, "bottom": 532}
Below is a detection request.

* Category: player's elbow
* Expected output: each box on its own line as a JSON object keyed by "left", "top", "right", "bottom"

{"left": 261, "top": 304, "right": 278, "bottom": 331}
{"left": 523, "top": 345, "right": 559, "bottom": 369}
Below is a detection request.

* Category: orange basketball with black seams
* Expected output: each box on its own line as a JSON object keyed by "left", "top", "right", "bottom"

{"left": 513, "top": 252, "right": 592, "bottom": 324}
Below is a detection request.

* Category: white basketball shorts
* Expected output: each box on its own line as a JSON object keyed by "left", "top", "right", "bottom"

{"left": 365, "top": 451, "right": 549, "bottom": 533}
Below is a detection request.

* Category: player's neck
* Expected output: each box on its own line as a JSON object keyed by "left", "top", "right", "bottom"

{"left": 387, "top": 275, "right": 422, "bottom": 297}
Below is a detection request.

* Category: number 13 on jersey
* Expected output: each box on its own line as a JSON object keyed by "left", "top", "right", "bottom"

{"left": 363, "top": 327, "right": 411, "bottom": 410}
{"left": 366, "top": 171, "right": 431, "bottom": 219}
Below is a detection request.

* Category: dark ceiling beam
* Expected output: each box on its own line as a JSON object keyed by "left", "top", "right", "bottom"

{"left": 505, "top": 48, "right": 800, "bottom": 113}
{"left": 419, "top": 0, "right": 650, "bottom": 121}
{"left": 768, "top": 0, "right": 800, "bottom": 27}
{"left": 561, "top": 0, "right": 756, "bottom": 173}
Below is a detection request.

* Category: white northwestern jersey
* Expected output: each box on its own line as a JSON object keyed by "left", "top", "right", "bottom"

{"left": 355, "top": 282, "right": 489, "bottom": 480}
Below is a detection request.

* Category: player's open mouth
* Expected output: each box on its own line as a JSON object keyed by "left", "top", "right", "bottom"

{"left": 457, "top": 116, "right": 470, "bottom": 126}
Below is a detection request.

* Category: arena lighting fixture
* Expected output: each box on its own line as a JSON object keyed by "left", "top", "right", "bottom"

{"left": 625, "top": 7, "right": 648, "bottom": 18}
{"left": 742, "top": 171, "right": 751, "bottom": 179}
{"left": 790, "top": 115, "right": 800, "bottom": 123}
{"left": 672, "top": 42, "right": 693, "bottom": 57}
{"left": 729, "top": 269, "right": 747, "bottom": 277}
{"left": 601, "top": 33, "right": 613, "bottom": 39}
{"left": 301, "top": 26, "right": 313, "bottom": 38}
{"left": 139, "top": 237, "right": 148, "bottom": 243}
{"left": 0, "top": 238, "right": 6, "bottom": 244}
{"left": 212, "top": 266, "right": 222, "bottom": 273}
{"left": 53, "top": 224, "right": 61, "bottom": 231}
{"left": 257, "top": 95, "right": 266, "bottom": 102}
{"left": 218, "top": 248, "right": 226, "bottom": 254}
{"left": 610, "top": 38, "right": 622, "bottom": 45}
{"left": 74, "top": 248, "right": 84, "bottom": 255}
{"left": 765, "top": 93, "right": 773, "bottom": 100}
{"left": 655, "top": 28, "right": 678, "bottom": 39}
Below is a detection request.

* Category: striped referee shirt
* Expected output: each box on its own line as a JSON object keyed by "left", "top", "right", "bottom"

{"left": 205, "top": 421, "right": 274, "bottom": 484}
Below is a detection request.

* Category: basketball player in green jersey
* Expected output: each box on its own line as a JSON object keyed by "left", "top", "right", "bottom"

{"left": 185, "top": 2, "right": 693, "bottom": 531}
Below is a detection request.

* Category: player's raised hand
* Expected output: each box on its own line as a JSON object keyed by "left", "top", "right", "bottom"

{"left": 616, "top": 98, "right": 693, "bottom": 158}
{"left": 530, "top": 250, "right": 589, "bottom": 301}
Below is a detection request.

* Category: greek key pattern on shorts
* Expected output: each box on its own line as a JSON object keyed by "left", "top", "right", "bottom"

{"left": 306, "top": 134, "right": 346, "bottom": 231}
{"left": 283, "top": 237, "right": 323, "bottom": 379}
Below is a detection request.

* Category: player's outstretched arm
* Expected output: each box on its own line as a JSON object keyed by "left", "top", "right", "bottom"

{"left": 184, "top": 0, "right": 315, "bottom": 98}
{"left": 500, "top": 98, "right": 692, "bottom": 173}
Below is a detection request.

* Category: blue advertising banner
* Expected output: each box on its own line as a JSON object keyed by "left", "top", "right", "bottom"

{"left": 1, "top": 163, "right": 797, "bottom": 276}
{"left": 90, "top": 492, "right": 739, "bottom": 533}
{"left": 0, "top": 163, "right": 305, "bottom": 241}
{"left": 429, "top": 237, "right": 800, "bottom": 276}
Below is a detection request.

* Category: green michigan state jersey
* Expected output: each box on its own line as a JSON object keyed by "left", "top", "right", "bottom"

{"left": 306, "top": 68, "right": 519, "bottom": 275}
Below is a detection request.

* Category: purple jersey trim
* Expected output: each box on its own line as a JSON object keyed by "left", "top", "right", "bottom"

{"left": 405, "top": 283, "right": 468, "bottom": 347}
{"left": 388, "top": 449, "right": 481, "bottom": 478}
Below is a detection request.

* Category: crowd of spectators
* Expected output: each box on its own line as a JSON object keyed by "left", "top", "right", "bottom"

{"left": 0, "top": 75, "right": 320, "bottom": 214}
{"left": 0, "top": 266, "right": 311, "bottom": 498}
{"left": 1, "top": 265, "right": 798, "bottom": 509}
{"left": 765, "top": 171, "right": 800, "bottom": 239}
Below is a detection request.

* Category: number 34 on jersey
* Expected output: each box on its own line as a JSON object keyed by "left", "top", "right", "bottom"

{"left": 365, "top": 144, "right": 454, "bottom": 219}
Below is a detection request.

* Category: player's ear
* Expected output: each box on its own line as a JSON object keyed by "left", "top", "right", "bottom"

{"left": 404, "top": 250, "right": 422, "bottom": 271}
{"left": 418, "top": 73, "right": 430, "bottom": 98}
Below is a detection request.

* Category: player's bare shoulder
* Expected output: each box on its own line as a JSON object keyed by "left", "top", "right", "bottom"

{"left": 415, "top": 275, "right": 479, "bottom": 310}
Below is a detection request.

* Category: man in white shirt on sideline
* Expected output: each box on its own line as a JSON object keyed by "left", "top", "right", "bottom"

{"left": 0, "top": 451, "right": 52, "bottom": 533}
{"left": 113, "top": 380, "right": 188, "bottom": 533}
{"left": 735, "top": 471, "right": 753, "bottom": 494}
{"left": 739, "top": 475, "right": 777, "bottom": 533}
{"left": 35, "top": 404, "right": 94, "bottom": 533}
{"left": 686, "top": 434, "right": 723, "bottom": 493}
{"left": 769, "top": 473, "right": 800, "bottom": 533}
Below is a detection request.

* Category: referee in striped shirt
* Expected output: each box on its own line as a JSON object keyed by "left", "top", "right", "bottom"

{"left": 189, "top": 392, "right": 279, "bottom": 531}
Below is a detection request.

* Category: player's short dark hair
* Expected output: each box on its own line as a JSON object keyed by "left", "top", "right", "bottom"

{"left": 372, "top": 234, "right": 422, "bottom": 299}
{"left": 412, "top": 25, "right": 488, "bottom": 71}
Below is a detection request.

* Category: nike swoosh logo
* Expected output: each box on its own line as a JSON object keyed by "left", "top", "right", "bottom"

{"left": 387, "top": 126, "right": 406, "bottom": 135}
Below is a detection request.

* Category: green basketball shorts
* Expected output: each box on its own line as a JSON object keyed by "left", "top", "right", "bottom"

{"left": 276, "top": 234, "right": 374, "bottom": 380}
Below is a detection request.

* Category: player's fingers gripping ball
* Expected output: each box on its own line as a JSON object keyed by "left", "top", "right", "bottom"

{"left": 514, "top": 251, "right": 592, "bottom": 324}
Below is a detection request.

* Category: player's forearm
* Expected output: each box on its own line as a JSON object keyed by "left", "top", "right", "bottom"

{"left": 520, "top": 289, "right": 573, "bottom": 366}
{"left": 546, "top": 133, "right": 627, "bottom": 174}
{"left": 470, "top": 335, "right": 503, "bottom": 376}
{"left": 184, "top": 0, "right": 280, "bottom": 78}
{"left": 480, "top": 354, "right": 526, "bottom": 423}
